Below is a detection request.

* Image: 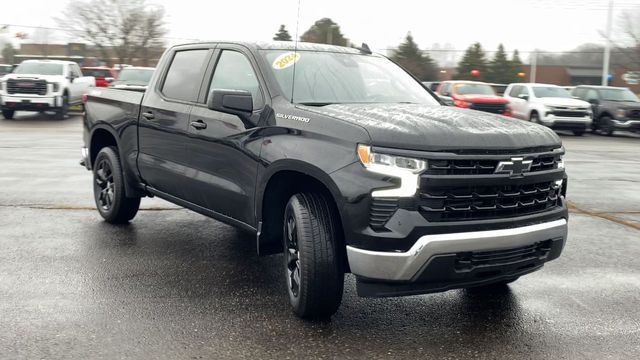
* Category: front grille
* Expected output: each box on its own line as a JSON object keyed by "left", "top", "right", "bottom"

{"left": 469, "top": 103, "right": 506, "bottom": 114}
{"left": 426, "top": 153, "right": 561, "bottom": 176}
{"left": 628, "top": 109, "right": 640, "bottom": 120}
{"left": 369, "top": 198, "right": 398, "bottom": 229}
{"left": 419, "top": 181, "right": 562, "bottom": 222}
{"left": 455, "top": 240, "right": 553, "bottom": 271}
{"left": 552, "top": 110, "right": 588, "bottom": 118}
{"left": 7, "top": 79, "right": 48, "bottom": 95}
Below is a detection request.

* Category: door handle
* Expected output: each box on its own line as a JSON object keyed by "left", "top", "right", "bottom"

{"left": 190, "top": 120, "right": 207, "bottom": 130}
{"left": 142, "top": 111, "right": 154, "bottom": 120}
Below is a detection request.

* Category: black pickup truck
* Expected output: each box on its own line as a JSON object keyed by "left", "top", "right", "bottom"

{"left": 571, "top": 85, "right": 640, "bottom": 135}
{"left": 81, "top": 41, "right": 569, "bottom": 318}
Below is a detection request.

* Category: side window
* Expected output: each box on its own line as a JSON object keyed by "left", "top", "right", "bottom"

{"left": 208, "top": 50, "right": 264, "bottom": 109}
{"left": 585, "top": 89, "right": 599, "bottom": 102}
{"left": 520, "top": 86, "right": 529, "bottom": 96}
{"left": 440, "top": 83, "right": 451, "bottom": 96}
{"left": 162, "top": 49, "right": 209, "bottom": 102}
{"left": 70, "top": 64, "right": 82, "bottom": 78}
{"left": 572, "top": 88, "right": 583, "bottom": 98}
{"left": 508, "top": 85, "right": 521, "bottom": 97}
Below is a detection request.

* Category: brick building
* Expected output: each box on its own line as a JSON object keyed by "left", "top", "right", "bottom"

{"left": 12, "top": 43, "right": 165, "bottom": 67}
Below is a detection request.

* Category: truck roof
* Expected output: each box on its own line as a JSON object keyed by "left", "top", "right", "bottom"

{"left": 172, "top": 41, "right": 366, "bottom": 54}
{"left": 20, "top": 59, "right": 76, "bottom": 65}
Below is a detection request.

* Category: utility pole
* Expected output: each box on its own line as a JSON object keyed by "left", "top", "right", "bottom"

{"left": 530, "top": 50, "right": 537, "bottom": 83}
{"left": 602, "top": 0, "right": 614, "bottom": 86}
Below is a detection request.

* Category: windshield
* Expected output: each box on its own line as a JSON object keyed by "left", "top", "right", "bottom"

{"left": 0, "top": 65, "right": 12, "bottom": 74}
{"left": 14, "top": 62, "right": 64, "bottom": 76}
{"left": 599, "top": 88, "right": 639, "bottom": 102}
{"left": 260, "top": 50, "right": 439, "bottom": 105}
{"left": 532, "top": 86, "right": 572, "bottom": 98}
{"left": 115, "top": 69, "right": 154, "bottom": 84}
{"left": 454, "top": 83, "right": 496, "bottom": 96}
{"left": 83, "top": 69, "right": 112, "bottom": 78}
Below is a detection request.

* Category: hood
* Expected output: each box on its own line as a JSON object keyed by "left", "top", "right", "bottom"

{"left": 455, "top": 94, "right": 509, "bottom": 104}
{"left": 537, "top": 97, "right": 590, "bottom": 108}
{"left": 3, "top": 73, "right": 65, "bottom": 82}
{"left": 303, "top": 103, "right": 561, "bottom": 151}
{"left": 601, "top": 100, "right": 640, "bottom": 109}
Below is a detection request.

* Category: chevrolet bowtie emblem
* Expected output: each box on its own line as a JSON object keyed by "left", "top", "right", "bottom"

{"left": 495, "top": 157, "right": 532, "bottom": 176}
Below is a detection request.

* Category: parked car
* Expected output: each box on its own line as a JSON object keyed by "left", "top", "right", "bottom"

{"left": 488, "top": 83, "right": 508, "bottom": 96}
{"left": 422, "top": 81, "right": 440, "bottom": 92}
{"left": 0, "top": 64, "right": 13, "bottom": 77}
{"left": 0, "top": 60, "right": 95, "bottom": 120}
{"left": 81, "top": 67, "right": 116, "bottom": 88}
{"left": 503, "top": 83, "right": 592, "bottom": 136}
{"left": 110, "top": 66, "right": 154, "bottom": 91}
{"left": 571, "top": 85, "right": 640, "bottom": 135}
{"left": 81, "top": 41, "right": 568, "bottom": 319}
{"left": 436, "top": 80, "right": 512, "bottom": 116}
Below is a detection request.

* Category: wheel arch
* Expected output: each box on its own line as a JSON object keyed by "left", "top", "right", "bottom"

{"left": 255, "top": 160, "right": 346, "bottom": 264}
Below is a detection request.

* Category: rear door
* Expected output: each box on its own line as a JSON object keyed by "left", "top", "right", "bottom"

{"left": 183, "top": 46, "right": 267, "bottom": 226}
{"left": 506, "top": 85, "right": 526, "bottom": 119}
{"left": 137, "top": 47, "right": 212, "bottom": 199}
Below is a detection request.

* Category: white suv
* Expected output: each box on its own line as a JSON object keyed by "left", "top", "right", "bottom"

{"left": 504, "top": 83, "right": 592, "bottom": 136}
{"left": 0, "top": 60, "right": 95, "bottom": 120}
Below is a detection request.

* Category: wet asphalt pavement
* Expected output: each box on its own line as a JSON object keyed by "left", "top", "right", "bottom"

{"left": 1, "top": 113, "right": 639, "bottom": 359}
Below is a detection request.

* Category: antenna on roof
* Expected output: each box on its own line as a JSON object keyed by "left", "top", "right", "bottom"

{"left": 358, "top": 43, "right": 372, "bottom": 55}
{"left": 290, "top": 0, "right": 301, "bottom": 104}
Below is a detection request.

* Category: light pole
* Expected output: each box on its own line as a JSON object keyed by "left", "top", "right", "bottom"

{"left": 602, "top": 0, "right": 614, "bottom": 86}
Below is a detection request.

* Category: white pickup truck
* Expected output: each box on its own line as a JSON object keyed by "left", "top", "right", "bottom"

{"left": 0, "top": 60, "right": 95, "bottom": 120}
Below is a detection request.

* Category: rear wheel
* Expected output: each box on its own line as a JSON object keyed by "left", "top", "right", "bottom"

{"left": 572, "top": 130, "right": 585, "bottom": 136}
{"left": 283, "top": 192, "right": 344, "bottom": 319}
{"left": 2, "top": 109, "right": 14, "bottom": 120}
{"left": 93, "top": 146, "right": 140, "bottom": 223}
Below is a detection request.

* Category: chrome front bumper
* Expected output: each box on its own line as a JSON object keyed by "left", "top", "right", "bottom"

{"left": 346, "top": 219, "right": 568, "bottom": 281}
{"left": 80, "top": 147, "right": 90, "bottom": 169}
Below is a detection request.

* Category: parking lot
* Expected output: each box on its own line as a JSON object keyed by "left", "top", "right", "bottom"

{"left": 1, "top": 113, "right": 639, "bottom": 359}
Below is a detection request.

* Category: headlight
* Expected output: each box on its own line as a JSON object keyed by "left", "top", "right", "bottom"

{"left": 557, "top": 156, "right": 565, "bottom": 170}
{"left": 357, "top": 144, "right": 427, "bottom": 197}
{"left": 615, "top": 108, "right": 626, "bottom": 119}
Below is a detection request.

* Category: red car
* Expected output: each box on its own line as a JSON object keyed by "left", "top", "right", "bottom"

{"left": 436, "top": 81, "right": 512, "bottom": 116}
{"left": 81, "top": 67, "right": 116, "bottom": 87}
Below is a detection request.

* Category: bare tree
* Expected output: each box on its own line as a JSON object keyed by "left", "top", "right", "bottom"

{"left": 56, "top": 0, "right": 166, "bottom": 66}
{"left": 618, "top": 9, "right": 640, "bottom": 67}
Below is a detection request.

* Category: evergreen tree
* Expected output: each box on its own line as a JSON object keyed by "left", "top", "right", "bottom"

{"left": 390, "top": 33, "right": 438, "bottom": 81}
{"left": 456, "top": 43, "right": 488, "bottom": 81}
{"left": 488, "top": 44, "right": 513, "bottom": 83}
{"left": 1, "top": 43, "right": 15, "bottom": 64}
{"left": 273, "top": 25, "right": 292, "bottom": 41}
{"left": 300, "top": 18, "right": 348, "bottom": 46}
{"left": 510, "top": 50, "right": 525, "bottom": 80}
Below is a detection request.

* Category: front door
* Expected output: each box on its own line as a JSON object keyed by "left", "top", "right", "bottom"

{"left": 183, "top": 48, "right": 267, "bottom": 226}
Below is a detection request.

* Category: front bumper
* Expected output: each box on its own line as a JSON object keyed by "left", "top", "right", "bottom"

{"left": 540, "top": 115, "right": 592, "bottom": 130}
{"left": 0, "top": 95, "right": 62, "bottom": 110}
{"left": 80, "top": 147, "right": 90, "bottom": 170}
{"left": 612, "top": 119, "right": 640, "bottom": 131}
{"left": 347, "top": 218, "right": 567, "bottom": 282}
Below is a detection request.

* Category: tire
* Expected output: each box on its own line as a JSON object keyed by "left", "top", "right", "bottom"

{"left": 93, "top": 146, "right": 140, "bottom": 223}
{"left": 55, "top": 94, "right": 68, "bottom": 120}
{"left": 598, "top": 115, "right": 614, "bottom": 136}
{"left": 572, "top": 130, "right": 585, "bottom": 136}
{"left": 2, "top": 109, "right": 14, "bottom": 120}
{"left": 283, "top": 192, "right": 344, "bottom": 319}
{"left": 530, "top": 112, "right": 539, "bottom": 124}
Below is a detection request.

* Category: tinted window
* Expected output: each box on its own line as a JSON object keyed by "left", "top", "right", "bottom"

{"left": 440, "top": 83, "right": 452, "bottom": 96}
{"left": 209, "top": 50, "right": 263, "bottom": 108}
{"left": 162, "top": 50, "right": 209, "bottom": 102}
{"left": 585, "top": 89, "right": 599, "bottom": 102}
{"left": 83, "top": 69, "right": 111, "bottom": 78}
{"left": 532, "top": 86, "right": 571, "bottom": 98}
{"left": 599, "top": 88, "right": 639, "bottom": 102}
{"left": 508, "top": 85, "right": 522, "bottom": 97}
{"left": 454, "top": 83, "right": 496, "bottom": 96}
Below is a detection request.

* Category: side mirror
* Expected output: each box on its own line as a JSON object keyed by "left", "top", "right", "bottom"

{"left": 518, "top": 94, "right": 529, "bottom": 101}
{"left": 208, "top": 89, "right": 254, "bottom": 128}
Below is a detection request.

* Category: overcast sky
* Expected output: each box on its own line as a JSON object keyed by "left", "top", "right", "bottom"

{"left": 2, "top": 0, "right": 639, "bottom": 59}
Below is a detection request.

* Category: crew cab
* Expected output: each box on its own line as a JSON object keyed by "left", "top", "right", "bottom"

{"left": 81, "top": 41, "right": 568, "bottom": 318}
{"left": 571, "top": 85, "right": 640, "bottom": 135}
{"left": 0, "top": 60, "right": 94, "bottom": 120}
{"left": 81, "top": 67, "right": 116, "bottom": 88}
{"left": 504, "top": 83, "right": 592, "bottom": 136}
{"left": 436, "top": 80, "right": 512, "bottom": 116}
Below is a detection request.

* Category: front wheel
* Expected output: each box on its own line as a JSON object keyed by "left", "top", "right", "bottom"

{"left": 597, "top": 116, "right": 615, "bottom": 136}
{"left": 54, "top": 94, "right": 68, "bottom": 120}
{"left": 572, "top": 130, "right": 585, "bottom": 136}
{"left": 93, "top": 146, "right": 140, "bottom": 223}
{"left": 283, "top": 192, "right": 344, "bottom": 319}
{"left": 530, "top": 112, "right": 540, "bottom": 124}
{"left": 2, "top": 109, "right": 14, "bottom": 120}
